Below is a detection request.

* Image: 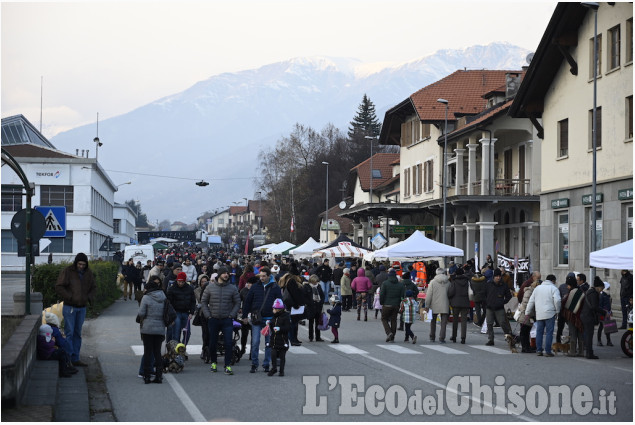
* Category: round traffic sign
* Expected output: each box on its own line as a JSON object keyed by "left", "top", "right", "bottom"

{"left": 10, "top": 208, "right": 47, "bottom": 242}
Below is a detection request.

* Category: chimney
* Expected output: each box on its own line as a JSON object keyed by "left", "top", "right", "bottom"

{"left": 81, "top": 149, "right": 85, "bottom": 157}
{"left": 86, "top": 150, "right": 90, "bottom": 158}
{"left": 76, "top": 149, "right": 79, "bottom": 156}
{"left": 505, "top": 73, "right": 521, "bottom": 100}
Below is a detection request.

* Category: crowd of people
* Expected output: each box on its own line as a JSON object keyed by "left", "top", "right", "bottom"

{"left": 36, "top": 248, "right": 632, "bottom": 380}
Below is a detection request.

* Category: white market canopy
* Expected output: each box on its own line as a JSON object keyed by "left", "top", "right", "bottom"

{"left": 289, "top": 237, "right": 322, "bottom": 258}
{"left": 150, "top": 237, "right": 178, "bottom": 243}
{"left": 370, "top": 230, "right": 464, "bottom": 260}
{"left": 590, "top": 239, "right": 633, "bottom": 270}
{"left": 267, "top": 241, "right": 296, "bottom": 254}
{"left": 255, "top": 243, "right": 277, "bottom": 252}
{"left": 312, "top": 241, "right": 370, "bottom": 259}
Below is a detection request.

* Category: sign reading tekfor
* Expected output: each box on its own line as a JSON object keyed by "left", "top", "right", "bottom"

{"left": 35, "top": 206, "right": 66, "bottom": 237}
{"left": 391, "top": 225, "right": 435, "bottom": 234}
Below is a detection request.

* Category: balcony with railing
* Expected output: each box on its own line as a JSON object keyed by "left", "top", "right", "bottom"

{"left": 455, "top": 179, "right": 530, "bottom": 196}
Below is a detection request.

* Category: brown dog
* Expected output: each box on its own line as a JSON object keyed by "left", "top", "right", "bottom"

{"left": 551, "top": 342, "right": 570, "bottom": 355}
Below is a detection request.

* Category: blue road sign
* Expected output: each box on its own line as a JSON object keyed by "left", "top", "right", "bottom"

{"left": 35, "top": 206, "right": 67, "bottom": 237}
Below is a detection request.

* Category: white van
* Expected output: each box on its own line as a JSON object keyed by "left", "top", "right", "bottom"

{"left": 123, "top": 244, "right": 155, "bottom": 265}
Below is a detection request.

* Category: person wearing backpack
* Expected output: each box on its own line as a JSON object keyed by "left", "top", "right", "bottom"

{"left": 304, "top": 275, "right": 325, "bottom": 342}
{"left": 137, "top": 276, "right": 168, "bottom": 384}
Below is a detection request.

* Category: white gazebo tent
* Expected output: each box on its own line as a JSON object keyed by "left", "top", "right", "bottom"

{"left": 289, "top": 237, "right": 322, "bottom": 258}
{"left": 369, "top": 230, "right": 464, "bottom": 260}
{"left": 590, "top": 239, "right": 633, "bottom": 270}
{"left": 312, "top": 242, "right": 370, "bottom": 259}
{"left": 254, "top": 243, "right": 276, "bottom": 253}
{"left": 267, "top": 241, "right": 296, "bottom": 255}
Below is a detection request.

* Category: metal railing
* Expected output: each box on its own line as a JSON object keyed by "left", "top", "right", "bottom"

{"left": 494, "top": 179, "right": 531, "bottom": 196}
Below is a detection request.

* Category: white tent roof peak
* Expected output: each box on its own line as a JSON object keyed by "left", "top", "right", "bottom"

{"left": 370, "top": 231, "right": 463, "bottom": 260}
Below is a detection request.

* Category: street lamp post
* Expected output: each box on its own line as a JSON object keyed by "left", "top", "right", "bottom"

{"left": 364, "top": 135, "right": 378, "bottom": 203}
{"left": 256, "top": 191, "right": 262, "bottom": 235}
{"left": 583, "top": 2, "right": 599, "bottom": 283}
{"left": 322, "top": 161, "right": 329, "bottom": 243}
{"left": 437, "top": 98, "right": 449, "bottom": 245}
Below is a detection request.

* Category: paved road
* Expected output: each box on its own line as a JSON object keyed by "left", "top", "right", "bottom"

{"left": 81, "top": 298, "right": 633, "bottom": 422}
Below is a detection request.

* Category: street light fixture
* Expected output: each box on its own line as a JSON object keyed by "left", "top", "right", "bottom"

{"left": 322, "top": 161, "right": 330, "bottom": 243}
{"left": 582, "top": 2, "right": 599, "bottom": 283}
{"left": 256, "top": 191, "right": 262, "bottom": 235}
{"left": 437, "top": 98, "right": 449, "bottom": 245}
{"left": 116, "top": 181, "right": 132, "bottom": 189}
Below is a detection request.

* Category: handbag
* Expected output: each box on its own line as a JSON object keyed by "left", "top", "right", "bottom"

{"left": 192, "top": 308, "right": 203, "bottom": 326}
{"left": 260, "top": 324, "right": 271, "bottom": 336}
{"left": 135, "top": 314, "right": 142, "bottom": 324}
{"left": 603, "top": 315, "right": 618, "bottom": 334}
{"left": 251, "top": 286, "right": 272, "bottom": 326}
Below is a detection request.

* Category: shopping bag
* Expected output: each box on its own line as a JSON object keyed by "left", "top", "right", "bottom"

{"left": 481, "top": 318, "right": 488, "bottom": 334}
{"left": 530, "top": 322, "right": 537, "bottom": 339}
{"left": 603, "top": 317, "right": 618, "bottom": 334}
{"left": 261, "top": 324, "right": 271, "bottom": 336}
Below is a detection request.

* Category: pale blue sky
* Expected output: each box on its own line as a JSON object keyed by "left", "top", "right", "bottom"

{"left": 1, "top": 0, "right": 556, "bottom": 138}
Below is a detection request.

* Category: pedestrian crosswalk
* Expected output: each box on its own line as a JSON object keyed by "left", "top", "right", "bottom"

{"left": 131, "top": 342, "right": 516, "bottom": 357}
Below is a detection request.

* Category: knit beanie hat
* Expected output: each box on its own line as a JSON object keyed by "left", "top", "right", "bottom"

{"left": 272, "top": 298, "right": 285, "bottom": 309}
{"left": 44, "top": 312, "right": 60, "bottom": 327}
{"left": 39, "top": 324, "right": 53, "bottom": 342}
{"left": 177, "top": 272, "right": 187, "bottom": 281}
{"left": 493, "top": 268, "right": 502, "bottom": 277}
{"left": 388, "top": 270, "right": 397, "bottom": 277}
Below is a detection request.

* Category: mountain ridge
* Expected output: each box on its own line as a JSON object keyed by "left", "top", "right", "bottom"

{"left": 50, "top": 42, "right": 531, "bottom": 223}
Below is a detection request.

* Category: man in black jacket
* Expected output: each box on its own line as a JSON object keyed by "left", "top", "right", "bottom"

{"left": 332, "top": 262, "right": 344, "bottom": 301}
{"left": 484, "top": 268, "right": 513, "bottom": 346}
{"left": 580, "top": 278, "right": 606, "bottom": 359}
{"left": 316, "top": 259, "right": 333, "bottom": 305}
{"left": 620, "top": 269, "right": 633, "bottom": 329}
{"left": 166, "top": 272, "right": 196, "bottom": 343}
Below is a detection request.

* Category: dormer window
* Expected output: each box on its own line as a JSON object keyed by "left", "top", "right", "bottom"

{"left": 372, "top": 169, "right": 382, "bottom": 179}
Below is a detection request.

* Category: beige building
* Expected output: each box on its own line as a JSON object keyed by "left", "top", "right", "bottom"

{"left": 510, "top": 2, "right": 633, "bottom": 283}
{"left": 344, "top": 70, "right": 538, "bottom": 269}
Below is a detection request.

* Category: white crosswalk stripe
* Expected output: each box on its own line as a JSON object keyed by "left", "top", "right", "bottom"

{"left": 329, "top": 344, "right": 368, "bottom": 354}
{"left": 377, "top": 344, "right": 420, "bottom": 354}
{"left": 420, "top": 344, "right": 468, "bottom": 355}
{"left": 289, "top": 345, "right": 317, "bottom": 354}
{"left": 469, "top": 345, "right": 513, "bottom": 355}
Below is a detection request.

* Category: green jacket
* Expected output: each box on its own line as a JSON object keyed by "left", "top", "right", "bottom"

{"left": 380, "top": 276, "right": 405, "bottom": 306}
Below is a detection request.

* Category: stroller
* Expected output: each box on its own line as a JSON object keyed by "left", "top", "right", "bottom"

{"left": 216, "top": 320, "right": 244, "bottom": 365}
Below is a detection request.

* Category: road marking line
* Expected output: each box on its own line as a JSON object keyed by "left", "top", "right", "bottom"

{"left": 289, "top": 345, "right": 317, "bottom": 354}
{"left": 298, "top": 324, "right": 332, "bottom": 341}
{"left": 164, "top": 374, "right": 207, "bottom": 422}
{"left": 358, "top": 353, "right": 535, "bottom": 422}
{"left": 329, "top": 344, "right": 367, "bottom": 354}
{"left": 421, "top": 345, "right": 468, "bottom": 355}
{"left": 469, "top": 345, "right": 513, "bottom": 355}
{"left": 377, "top": 344, "right": 420, "bottom": 354}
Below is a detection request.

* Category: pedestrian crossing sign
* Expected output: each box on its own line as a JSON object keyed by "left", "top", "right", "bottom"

{"left": 35, "top": 206, "right": 66, "bottom": 237}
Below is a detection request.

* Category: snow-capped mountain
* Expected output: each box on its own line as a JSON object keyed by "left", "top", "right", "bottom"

{"left": 50, "top": 42, "right": 531, "bottom": 224}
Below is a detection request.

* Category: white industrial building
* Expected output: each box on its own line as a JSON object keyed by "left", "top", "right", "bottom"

{"left": 1, "top": 115, "right": 125, "bottom": 271}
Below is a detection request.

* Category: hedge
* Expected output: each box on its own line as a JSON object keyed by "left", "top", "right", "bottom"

{"left": 31, "top": 260, "right": 120, "bottom": 317}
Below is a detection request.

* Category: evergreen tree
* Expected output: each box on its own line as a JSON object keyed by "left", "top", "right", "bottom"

{"left": 347, "top": 94, "right": 381, "bottom": 139}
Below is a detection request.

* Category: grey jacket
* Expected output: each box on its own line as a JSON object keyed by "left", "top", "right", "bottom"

{"left": 138, "top": 288, "right": 167, "bottom": 336}
{"left": 425, "top": 274, "right": 450, "bottom": 314}
{"left": 201, "top": 280, "right": 241, "bottom": 320}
